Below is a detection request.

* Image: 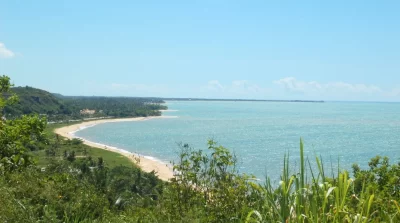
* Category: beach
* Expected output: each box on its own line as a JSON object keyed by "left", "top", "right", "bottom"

{"left": 54, "top": 116, "right": 175, "bottom": 181}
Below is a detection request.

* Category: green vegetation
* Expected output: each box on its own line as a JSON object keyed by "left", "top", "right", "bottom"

{"left": 3, "top": 85, "right": 167, "bottom": 121}
{"left": 0, "top": 77, "right": 48, "bottom": 172}
{"left": 0, "top": 75, "right": 165, "bottom": 222}
{"left": 3, "top": 86, "right": 71, "bottom": 117}
{"left": 1, "top": 75, "right": 399, "bottom": 222}
{"left": 251, "top": 140, "right": 399, "bottom": 222}
{"left": 31, "top": 123, "right": 134, "bottom": 168}
{"left": 62, "top": 96, "right": 166, "bottom": 118}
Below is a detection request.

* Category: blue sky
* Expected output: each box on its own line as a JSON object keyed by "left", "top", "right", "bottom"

{"left": 1, "top": 1, "right": 400, "bottom": 101}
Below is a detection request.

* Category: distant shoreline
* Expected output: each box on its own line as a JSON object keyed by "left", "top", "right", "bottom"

{"left": 53, "top": 116, "right": 177, "bottom": 181}
{"left": 162, "top": 98, "right": 324, "bottom": 103}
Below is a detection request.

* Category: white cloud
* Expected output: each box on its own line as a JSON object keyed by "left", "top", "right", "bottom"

{"left": 207, "top": 80, "right": 224, "bottom": 91}
{"left": 109, "top": 83, "right": 170, "bottom": 96}
{"left": 274, "top": 77, "right": 382, "bottom": 95}
{"left": 0, "top": 42, "right": 15, "bottom": 59}
{"left": 203, "top": 80, "right": 270, "bottom": 98}
{"left": 83, "top": 78, "right": 400, "bottom": 101}
{"left": 386, "top": 88, "right": 400, "bottom": 97}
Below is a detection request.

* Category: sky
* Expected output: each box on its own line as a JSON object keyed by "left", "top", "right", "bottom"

{"left": 1, "top": 1, "right": 400, "bottom": 101}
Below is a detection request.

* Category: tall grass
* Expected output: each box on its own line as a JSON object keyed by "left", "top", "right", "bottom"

{"left": 246, "top": 138, "right": 392, "bottom": 223}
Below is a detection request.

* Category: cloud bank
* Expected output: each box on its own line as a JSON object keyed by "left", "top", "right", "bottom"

{"left": 274, "top": 77, "right": 382, "bottom": 94}
{"left": 109, "top": 83, "right": 170, "bottom": 95}
{"left": 203, "top": 80, "right": 270, "bottom": 98}
{"left": 273, "top": 77, "right": 400, "bottom": 101}
{"left": 0, "top": 42, "right": 15, "bottom": 59}
{"left": 84, "top": 78, "right": 399, "bottom": 101}
{"left": 105, "top": 80, "right": 270, "bottom": 99}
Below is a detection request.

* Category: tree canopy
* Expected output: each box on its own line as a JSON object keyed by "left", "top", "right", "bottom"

{"left": 0, "top": 75, "right": 47, "bottom": 172}
{"left": 3, "top": 85, "right": 167, "bottom": 121}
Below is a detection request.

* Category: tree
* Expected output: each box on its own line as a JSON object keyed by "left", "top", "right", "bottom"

{"left": 169, "top": 140, "right": 257, "bottom": 221}
{"left": 0, "top": 75, "right": 47, "bottom": 173}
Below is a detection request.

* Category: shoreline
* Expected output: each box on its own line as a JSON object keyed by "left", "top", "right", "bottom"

{"left": 54, "top": 116, "right": 176, "bottom": 181}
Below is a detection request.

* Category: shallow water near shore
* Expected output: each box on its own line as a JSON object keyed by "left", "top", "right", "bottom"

{"left": 75, "top": 101, "right": 400, "bottom": 181}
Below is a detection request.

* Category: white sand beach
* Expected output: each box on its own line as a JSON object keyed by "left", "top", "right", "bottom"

{"left": 54, "top": 116, "right": 176, "bottom": 181}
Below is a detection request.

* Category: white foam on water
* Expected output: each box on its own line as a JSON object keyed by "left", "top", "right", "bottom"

{"left": 69, "top": 124, "right": 98, "bottom": 136}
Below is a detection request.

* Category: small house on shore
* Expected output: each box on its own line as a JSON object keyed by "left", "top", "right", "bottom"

{"left": 80, "top": 109, "right": 96, "bottom": 115}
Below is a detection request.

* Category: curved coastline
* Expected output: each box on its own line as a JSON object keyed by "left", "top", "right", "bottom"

{"left": 54, "top": 116, "right": 177, "bottom": 181}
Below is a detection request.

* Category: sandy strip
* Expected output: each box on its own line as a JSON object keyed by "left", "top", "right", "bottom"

{"left": 54, "top": 116, "right": 176, "bottom": 181}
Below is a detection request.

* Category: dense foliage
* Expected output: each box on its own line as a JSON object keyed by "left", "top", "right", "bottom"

{"left": 62, "top": 96, "right": 166, "bottom": 118}
{"left": 3, "top": 85, "right": 167, "bottom": 121}
{"left": 3, "top": 138, "right": 399, "bottom": 222}
{"left": 1, "top": 76, "right": 399, "bottom": 222}
{"left": 0, "top": 158, "right": 165, "bottom": 222}
{"left": 3, "top": 86, "right": 71, "bottom": 117}
{"left": 0, "top": 76, "right": 48, "bottom": 172}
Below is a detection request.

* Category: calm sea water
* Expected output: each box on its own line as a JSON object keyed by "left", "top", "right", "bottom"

{"left": 75, "top": 101, "right": 400, "bottom": 180}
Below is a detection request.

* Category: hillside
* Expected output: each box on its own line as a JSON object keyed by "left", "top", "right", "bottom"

{"left": 2, "top": 86, "right": 167, "bottom": 121}
{"left": 3, "top": 86, "right": 71, "bottom": 118}
{"left": 62, "top": 96, "right": 165, "bottom": 117}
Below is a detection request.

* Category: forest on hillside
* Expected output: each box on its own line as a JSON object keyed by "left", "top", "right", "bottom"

{"left": 2, "top": 86, "right": 166, "bottom": 121}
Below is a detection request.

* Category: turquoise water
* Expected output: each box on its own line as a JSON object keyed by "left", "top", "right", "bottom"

{"left": 75, "top": 101, "right": 400, "bottom": 180}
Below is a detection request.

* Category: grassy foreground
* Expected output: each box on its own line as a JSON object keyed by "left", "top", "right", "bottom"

{"left": 2, "top": 122, "right": 400, "bottom": 222}
{"left": 31, "top": 122, "right": 134, "bottom": 169}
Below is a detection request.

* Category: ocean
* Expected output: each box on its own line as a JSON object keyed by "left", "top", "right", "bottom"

{"left": 74, "top": 101, "right": 400, "bottom": 181}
